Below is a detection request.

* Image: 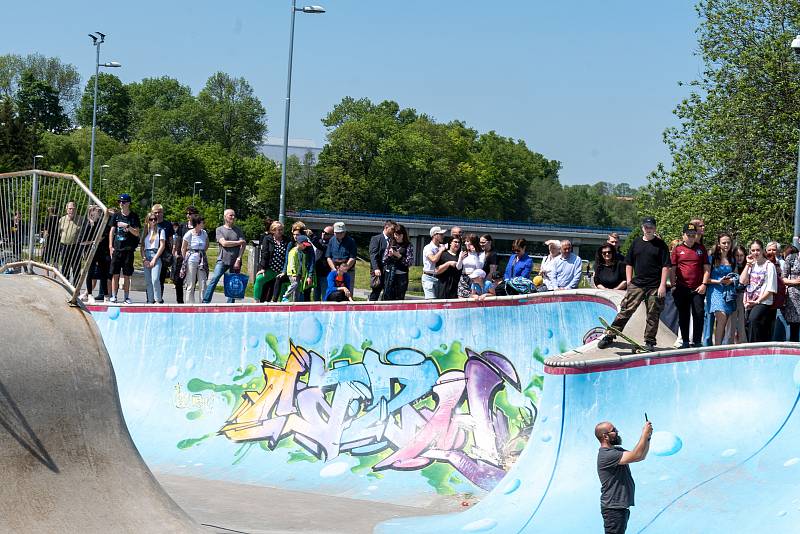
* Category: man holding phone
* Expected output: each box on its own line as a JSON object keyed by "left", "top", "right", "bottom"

{"left": 108, "top": 194, "right": 140, "bottom": 304}
{"left": 595, "top": 418, "right": 654, "bottom": 534}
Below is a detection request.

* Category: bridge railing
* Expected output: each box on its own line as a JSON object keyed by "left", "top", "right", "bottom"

{"left": 0, "top": 170, "right": 108, "bottom": 304}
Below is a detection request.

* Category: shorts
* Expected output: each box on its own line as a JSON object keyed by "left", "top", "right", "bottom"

{"left": 111, "top": 249, "right": 135, "bottom": 276}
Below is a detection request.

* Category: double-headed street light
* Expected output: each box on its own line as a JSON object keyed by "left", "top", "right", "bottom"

{"left": 88, "top": 32, "right": 122, "bottom": 194}
{"left": 100, "top": 164, "right": 110, "bottom": 199}
{"left": 33, "top": 154, "right": 43, "bottom": 170}
{"left": 224, "top": 189, "right": 232, "bottom": 213}
{"left": 150, "top": 173, "right": 162, "bottom": 207}
{"left": 278, "top": 2, "right": 326, "bottom": 224}
{"left": 193, "top": 181, "right": 202, "bottom": 205}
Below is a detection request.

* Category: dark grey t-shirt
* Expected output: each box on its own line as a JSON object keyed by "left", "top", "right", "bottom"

{"left": 597, "top": 446, "right": 635, "bottom": 509}
{"left": 215, "top": 225, "right": 245, "bottom": 265}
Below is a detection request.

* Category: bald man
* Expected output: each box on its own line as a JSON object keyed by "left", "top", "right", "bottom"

{"left": 595, "top": 420, "right": 653, "bottom": 533}
{"left": 202, "top": 209, "right": 246, "bottom": 303}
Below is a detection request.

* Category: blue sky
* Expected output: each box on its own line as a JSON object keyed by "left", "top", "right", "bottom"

{"left": 4, "top": 1, "right": 700, "bottom": 186}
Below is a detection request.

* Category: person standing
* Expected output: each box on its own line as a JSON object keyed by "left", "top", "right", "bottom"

{"left": 595, "top": 420, "right": 653, "bottom": 534}
{"left": 670, "top": 223, "right": 710, "bottom": 348}
{"left": 140, "top": 213, "right": 166, "bottom": 304}
{"left": 740, "top": 239, "right": 778, "bottom": 343}
{"left": 552, "top": 239, "right": 583, "bottom": 290}
{"left": 368, "top": 220, "right": 395, "bottom": 301}
{"left": 781, "top": 245, "right": 800, "bottom": 342}
{"left": 325, "top": 222, "right": 358, "bottom": 293}
{"left": 479, "top": 234, "right": 499, "bottom": 279}
{"left": 457, "top": 234, "right": 483, "bottom": 298}
{"left": 435, "top": 235, "right": 462, "bottom": 299}
{"left": 173, "top": 206, "right": 199, "bottom": 303}
{"left": 311, "top": 225, "right": 333, "bottom": 301}
{"left": 381, "top": 223, "right": 414, "bottom": 301}
{"left": 540, "top": 240, "right": 561, "bottom": 290}
{"left": 726, "top": 245, "right": 749, "bottom": 343}
{"left": 594, "top": 244, "right": 627, "bottom": 290}
{"left": 705, "top": 233, "right": 737, "bottom": 345}
{"left": 449, "top": 226, "right": 463, "bottom": 242}
{"left": 422, "top": 226, "right": 448, "bottom": 299}
{"left": 202, "top": 209, "right": 246, "bottom": 304}
{"left": 597, "top": 217, "right": 671, "bottom": 352}
{"left": 181, "top": 215, "right": 209, "bottom": 304}
{"left": 108, "top": 194, "right": 140, "bottom": 304}
{"left": 283, "top": 235, "right": 314, "bottom": 302}
{"left": 58, "top": 201, "right": 82, "bottom": 281}
{"left": 606, "top": 232, "right": 625, "bottom": 263}
{"left": 256, "top": 221, "right": 288, "bottom": 302}
{"left": 504, "top": 238, "right": 533, "bottom": 281}
{"left": 150, "top": 204, "right": 174, "bottom": 300}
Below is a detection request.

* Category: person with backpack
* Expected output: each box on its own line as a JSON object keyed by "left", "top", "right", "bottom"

{"left": 740, "top": 240, "right": 778, "bottom": 343}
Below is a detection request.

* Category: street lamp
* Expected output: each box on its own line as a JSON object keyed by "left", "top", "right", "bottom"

{"left": 278, "top": 1, "right": 326, "bottom": 224}
{"left": 224, "top": 189, "right": 232, "bottom": 213}
{"left": 150, "top": 173, "right": 162, "bottom": 207}
{"left": 33, "top": 154, "right": 43, "bottom": 170}
{"left": 193, "top": 181, "right": 202, "bottom": 205}
{"left": 88, "top": 32, "right": 122, "bottom": 194}
{"left": 198, "top": 189, "right": 204, "bottom": 202}
{"left": 99, "top": 164, "right": 109, "bottom": 199}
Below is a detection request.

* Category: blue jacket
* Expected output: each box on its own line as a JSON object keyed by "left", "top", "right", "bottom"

{"left": 504, "top": 254, "right": 533, "bottom": 280}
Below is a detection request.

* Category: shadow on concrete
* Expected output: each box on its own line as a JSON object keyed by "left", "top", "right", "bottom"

{"left": 0, "top": 379, "right": 59, "bottom": 473}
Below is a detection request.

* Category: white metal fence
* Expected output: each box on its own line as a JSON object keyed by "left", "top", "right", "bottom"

{"left": 0, "top": 170, "right": 108, "bottom": 303}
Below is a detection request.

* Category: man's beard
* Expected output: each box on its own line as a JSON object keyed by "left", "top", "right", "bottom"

{"left": 611, "top": 434, "right": 622, "bottom": 446}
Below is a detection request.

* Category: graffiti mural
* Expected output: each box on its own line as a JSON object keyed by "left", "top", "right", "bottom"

{"left": 213, "top": 342, "right": 533, "bottom": 491}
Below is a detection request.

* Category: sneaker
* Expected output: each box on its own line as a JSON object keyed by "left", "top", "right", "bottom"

{"left": 644, "top": 342, "right": 657, "bottom": 352}
{"left": 109, "top": 296, "right": 118, "bottom": 304}
{"left": 124, "top": 297, "right": 132, "bottom": 305}
{"left": 157, "top": 299, "right": 164, "bottom": 304}
{"left": 87, "top": 295, "right": 96, "bottom": 304}
{"left": 680, "top": 341, "right": 690, "bottom": 349}
{"left": 95, "top": 295, "right": 105, "bottom": 302}
{"left": 597, "top": 335, "right": 614, "bottom": 350}
{"left": 78, "top": 291, "right": 89, "bottom": 302}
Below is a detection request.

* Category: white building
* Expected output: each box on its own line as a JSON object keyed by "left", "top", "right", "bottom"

{"left": 259, "top": 136, "right": 322, "bottom": 164}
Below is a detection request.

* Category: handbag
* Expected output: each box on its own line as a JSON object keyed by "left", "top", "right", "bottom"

{"left": 224, "top": 272, "right": 249, "bottom": 300}
{"left": 370, "top": 272, "right": 382, "bottom": 289}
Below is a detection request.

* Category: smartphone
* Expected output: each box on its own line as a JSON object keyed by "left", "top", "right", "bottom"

{"left": 645, "top": 412, "right": 649, "bottom": 422}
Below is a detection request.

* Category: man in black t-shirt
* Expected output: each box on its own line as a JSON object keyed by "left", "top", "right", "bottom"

{"left": 598, "top": 216, "right": 671, "bottom": 351}
{"left": 108, "top": 194, "right": 141, "bottom": 304}
{"left": 595, "top": 420, "right": 653, "bottom": 534}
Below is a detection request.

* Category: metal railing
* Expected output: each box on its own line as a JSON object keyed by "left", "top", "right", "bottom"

{"left": 0, "top": 170, "right": 108, "bottom": 304}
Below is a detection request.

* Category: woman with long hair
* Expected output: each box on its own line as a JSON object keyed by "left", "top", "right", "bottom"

{"left": 457, "top": 234, "right": 483, "bottom": 298}
{"left": 256, "top": 221, "right": 288, "bottom": 302}
{"left": 479, "top": 234, "right": 499, "bottom": 279}
{"left": 435, "top": 236, "right": 462, "bottom": 299}
{"left": 705, "top": 233, "right": 736, "bottom": 345}
{"left": 740, "top": 240, "right": 778, "bottom": 342}
{"left": 726, "top": 245, "right": 748, "bottom": 343}
{"left": 593, "top": 243, "right": 626, "bottom": 290}
{"left": 781, "top": 244, "right": 800, "bottom": 341}
{"left": 381, "top": 223, "right": 414, "bottom": 301}
{"left": 141, "top": 213, "right": 166, "bottom": 304}
{"left": 180, "top": 215, "right": 209, "bottom": 304}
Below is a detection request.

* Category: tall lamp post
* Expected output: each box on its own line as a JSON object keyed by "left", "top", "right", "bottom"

{"left": 192, "top": 181, "right": 202, "bottom": 206}
{"left": 87, "top": 32, "right": 121, "bottom": 194}
{"left": 224, "top": 189, "right": 232, "bottom": 214}
{"left": 33, "top": 154, "right": 43, "bottom": 170}
{"left": 278, "top": 2, "right": 326, "bottom": 224}
{"left": 150, "top": 173, "right": 162, "bottom": 207}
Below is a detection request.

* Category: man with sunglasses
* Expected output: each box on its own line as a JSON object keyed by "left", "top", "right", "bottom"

{"left": 108, "top": 194, "right": 140, "bottom": 304}
{"left": 595, "top": 420, "right": 653, "bottom": 533}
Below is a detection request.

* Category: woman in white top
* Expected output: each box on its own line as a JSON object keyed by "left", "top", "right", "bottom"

{"left": 457, "top": 234, "right": 483, "bottom": 298}
{"left": 539, "top": 240, "right": 561, "bottom": 290}
{"left": 181, "top": 215, "right": 209, "bottom": 304}
{"left": 740, "top": 239, "right": 778, "bottom": 342}
{"left": 140, "top": 213, "right": 166, "bottom": 304}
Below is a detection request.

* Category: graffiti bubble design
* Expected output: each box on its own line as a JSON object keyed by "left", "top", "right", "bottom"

{"left": 650, "top": 431, "right": 682, "bottom": 456}
{"left": 297, "top": 316, "right": 323, "bottom": 345}
{"left": 107, "top": 306, "right": 120, "bottom": 320}
{"left": 426, "top": 314, "right": 443, "bottom": 332}
{"left": 247, "top": 336, "right": 259, "bottom": 349}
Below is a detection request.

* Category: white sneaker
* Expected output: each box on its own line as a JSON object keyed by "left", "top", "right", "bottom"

{"left": 87, "top": 295, "right": 96, "bottom": 304}
{"left": 79, "top": 291, "right": 89, "bottom": 302}
{"left": 124, "top": 297, "right": 132, "bottom": 305}
{"left": 109, "top": 296, "right": 118, "bottom": 304}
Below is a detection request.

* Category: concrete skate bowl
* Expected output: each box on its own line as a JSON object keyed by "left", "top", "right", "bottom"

{"left": 381, "top": 343, "right": 800, "bottom": 534}
{"left": 87, "top": 291, "right": 616, "bottom": 531}
{"left": 0, "top": 274, "right": 198, "bottom": 533}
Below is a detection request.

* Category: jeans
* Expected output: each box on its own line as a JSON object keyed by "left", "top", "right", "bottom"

{"left": 314, "top": 270, "right": 328, "bottom": 302}
{"left": 607, "top": 284, "right": 665, "bottom": 345}
{"left": 601, "top": 507, "right": 630, "bottom": 534}
{"left": 672, "top": 286, "right": 705, "bottom": 346}
{"left": 143, "top": 249, "right": 162, "bottom": 303}
{"left": 203, "top": 262, "right": 235, "bottom": 303}
{"left": 422, "top": 274, "right": 440, "bottom": 299}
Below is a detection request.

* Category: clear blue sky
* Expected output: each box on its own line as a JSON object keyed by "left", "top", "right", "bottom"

{"left": 4, "top": 1, "right": 701, "bottom": 186}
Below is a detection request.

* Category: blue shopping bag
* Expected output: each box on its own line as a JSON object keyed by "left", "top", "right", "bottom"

{"left": 223, "top": 272, "right": 248, "bottom": 300}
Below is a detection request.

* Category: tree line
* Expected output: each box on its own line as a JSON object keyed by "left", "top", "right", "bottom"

{"left": 1, "top": 53, "right": 638, "bottom": 239}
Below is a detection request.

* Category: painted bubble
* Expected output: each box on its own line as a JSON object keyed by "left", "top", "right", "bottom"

{"left": 319, "top": 461, "right": 350, "bottom": 478}
{"left": 793, "top": 360, "right": 800, "bottom": 387}
{"left": 386, "top": 348, "right": 426, "bottom": 365}
{"left": 411, "top": 327, "right": 421, "bottom": 339}
{"left": 263, "top": 351, "right": 277, "bottom": 363}
{"left": 107, "top": 306, "right": 120, "bottom": 320}
{"left": 165, "top": 365, "right": 178, "bottom": 380}
{"left": 226, "top": 367, "right": 235, "bottom": 376}
{"left": 650, "top": 431, "right": 682, "bottom": 456}
{"left": 502, "top": 479, "right": 521, "bottom": 495}
{"left": 185, "top": 359, "right": 195, "bottom": 370}
{"left": 247, "top": 336, "right": 259, "bottom": 349}
{"left": 540, "top": 432, "right": 553, "bottom": 443}
{"left": 426, "top": 313, "right": 443, "bottom": 332}
{"left": 783, "top": 458, "right": 800, "bottom": 467}
{"left": 462, "top": 518, "right": 498, "bottom": 532}
{"left": 721, "top": 449, "right": 738, "bottom": 458}
{"left": 543, "top": 348, "right": 550, "bottom": 356}
{"left": 297, "top": 316, "right": 323, "bottom": 345}
{"left": 546, "top": 329, "right": 554, "bottom": 339}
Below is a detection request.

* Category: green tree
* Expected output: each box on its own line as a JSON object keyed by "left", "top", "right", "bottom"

{"left": 77, "top": 73, "right": 132, "bottom": 142}
{"left": 16, "top": 70, "right": 69, "bottom": 132}
{"left": 640, "top": 0, "right": 800, "bottom": 244}
{"left": 196, "top": 72, "right": 267, "bottom": 156}
{"left": 0, "top": 53, "right": 81, "bottom": 118}
{"left": 127, "top": 76, "right": 197, "bottom": 143}
{"left": 0, "top": 97, "right": 38, "bottom": 171}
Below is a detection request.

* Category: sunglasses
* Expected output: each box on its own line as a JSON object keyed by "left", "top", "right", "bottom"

{"left": 602, "top": 251, "right": 613, "bottom": 255}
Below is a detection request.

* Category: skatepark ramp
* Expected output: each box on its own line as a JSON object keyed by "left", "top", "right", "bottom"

{"left": 0, "top": 275, "right": 199, "bottom": 533}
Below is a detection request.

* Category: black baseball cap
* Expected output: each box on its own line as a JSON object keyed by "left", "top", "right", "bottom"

{"left": 641, "top": 216, "right": 657, "bottom": 227}
{"left": 118, "top": 193, "right": 132, "bottom": 203}
{"left": 683, "top": 223, "right": 698, "bottom": 234}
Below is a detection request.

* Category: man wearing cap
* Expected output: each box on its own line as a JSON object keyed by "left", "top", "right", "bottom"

{"left": 598, "top": 216, "right": 671, "bottom": 352}
{"left": 368, "top": 220, "right": 396, "bottom": 301}
{"left": 283, "top": 235, "right": 314, "bottom": 302}
{"left": 58, "top": 201, "right": 82, "bottom": 281}
{"left": 422, "top": 226, "right": 447, "bottom": 299}
{"left": 326, "top": 222, "right": 357, "bottom": 293}
{"left": 670, "top": 223, "right": 710, "bottom": 348}
{"left": 108, "top": 194, "right": 141, "bottom": 304}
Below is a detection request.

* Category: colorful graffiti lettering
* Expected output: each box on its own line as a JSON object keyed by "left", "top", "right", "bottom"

{"left": 217, "top": 341, "right": 534, "bottom": 491}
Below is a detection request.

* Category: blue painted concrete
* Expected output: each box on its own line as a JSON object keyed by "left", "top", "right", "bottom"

{"left": 380, "top": 348, "right": 800, "bottom": 533}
